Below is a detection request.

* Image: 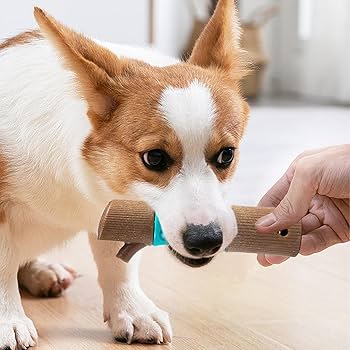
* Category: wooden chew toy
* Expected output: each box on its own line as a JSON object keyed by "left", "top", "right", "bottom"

{"left": 98, "top": 201, "right": 302, "bottom": 262}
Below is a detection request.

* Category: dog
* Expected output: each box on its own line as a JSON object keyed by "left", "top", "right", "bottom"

{"left": 0, "top": 0, "right": 249, "bottom": 347}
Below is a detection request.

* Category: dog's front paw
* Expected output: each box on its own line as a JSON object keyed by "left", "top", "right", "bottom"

{"left": 18, "top": 260, "right": 77, "bottom": 298}
{"left": 0, "top": 316, "right": 38, "bottom": 350}
{"left": 105, "top": 287, "right": 172, "bottom": 345}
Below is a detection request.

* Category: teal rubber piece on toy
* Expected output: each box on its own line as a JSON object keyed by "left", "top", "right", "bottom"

{"left": 153, "top": 215, "right": 168, "bottom": 246}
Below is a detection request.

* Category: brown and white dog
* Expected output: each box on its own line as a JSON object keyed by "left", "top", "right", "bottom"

{"left": 0, "top": 0, "right": 249, "bottom": 347}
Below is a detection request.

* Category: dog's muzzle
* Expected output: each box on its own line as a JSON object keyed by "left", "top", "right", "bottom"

{"left": 169, "top": 222, "right": 223, "bottom": 268}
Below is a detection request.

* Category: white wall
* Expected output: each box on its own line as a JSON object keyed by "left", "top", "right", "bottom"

{"left": 2, "top": 0, "right": 348, "bottom": 104}
{"left": 0, "top": 0, "right": 198, "bottom": 60}
{"left": 277, "top": 0, "right": 350, "bottom": 104}
{"left": 240, "top": 0, "right": 281, "bottom": 95}
{"left": 0, "top": 0, "right": 150, "bottom": 46}
{"left": 153, "top": 0, "right": 195, "bottom": 58}
{"left": 241, "top": 0, "right": 350, "bottom": 104}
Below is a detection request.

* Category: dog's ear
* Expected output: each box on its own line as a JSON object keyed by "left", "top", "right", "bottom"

{"left": 34, "top": 7, "right": 126, "bottom": 127}
{"left": 188, "top": 0, "right": 246, "bottom": 76}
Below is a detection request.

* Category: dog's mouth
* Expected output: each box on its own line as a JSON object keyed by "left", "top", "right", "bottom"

{"left": 168, "top": 246, "right": 213, "bottom": 268}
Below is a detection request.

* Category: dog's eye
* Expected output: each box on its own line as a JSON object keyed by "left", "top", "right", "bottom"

{"left": 142, "top": 149, "right": 171, "bottom": 172}
{"left": 215, "top": 147, "right": 235, "bottom": 169}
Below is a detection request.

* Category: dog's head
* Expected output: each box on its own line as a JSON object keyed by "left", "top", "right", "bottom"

{"left": 35, "top": 0, "right": 250, "bottom": 267}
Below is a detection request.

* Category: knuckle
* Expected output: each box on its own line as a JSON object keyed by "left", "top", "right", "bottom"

{"left": 304, "top": 238, "right": 317, "bottom": 256}
{"left": 315, "top": 232, "right": 328, "bottom": 251}
{"left": 295, "top": 156, "right": 321, "bottom": 192}
{"left": 339, "top": 228, "right": 350, "bottom": 243}
{"left": 259, "top": 193, "right": 280, "bottom": 207}
{"left": 292, "top": 150, "right": 314, "bottom": 167}
{"left": 295, "top": 157, "right": 314, "bottom": 176}
{"left": 295, "top": 151, "right": 309, "bottom": 162}
{"left": 276, "top": 196, "right": 298, "bottom": 219}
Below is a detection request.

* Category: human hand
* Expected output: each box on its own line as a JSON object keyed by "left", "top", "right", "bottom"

{"left": 255, "top": 145, "right": 350, "bottom": 266}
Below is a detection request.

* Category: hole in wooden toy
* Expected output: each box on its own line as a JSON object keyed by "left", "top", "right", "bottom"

{"left": 279, "top": 229, "right": 288, "bottom": 237}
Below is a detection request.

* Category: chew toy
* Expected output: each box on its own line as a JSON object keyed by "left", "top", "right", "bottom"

{"left": 98, "top": 201, "right": 302, "bottom": 262}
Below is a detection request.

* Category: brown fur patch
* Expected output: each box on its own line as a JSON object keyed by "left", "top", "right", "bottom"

{"left": 207, "top": 88, "right": 250, "bottom": 182}
{"left": 188, "top": 0, "right": 248, "bottom": 78}
{"left": 34, "top": 7, "right": 130, "bottom": 127}
{"left": 82, "top": 71, "right": 184, "bottom": 191}
{"left": 0, "top": 30, "right": 42, "bottom": 50}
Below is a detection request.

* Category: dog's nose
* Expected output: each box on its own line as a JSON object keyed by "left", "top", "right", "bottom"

{"left": 183, "top": 223, "right": 223, "bottom": 257}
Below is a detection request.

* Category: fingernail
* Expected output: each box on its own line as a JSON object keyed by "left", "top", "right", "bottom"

{"left": 257, "top": 254, "right": 272, "bottom": 267}
{"left": 265, "top": 255, "right": 289, "bottom": 264}
{"left": 256, "top": 213, "right": 276, "bottom": 227}
{"left": 299, "top": 236, "right": 315, "bottom": 256}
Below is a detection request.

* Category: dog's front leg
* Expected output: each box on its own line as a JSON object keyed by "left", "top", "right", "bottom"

{"left": 88, "top": 233, "right": 172, "bottom": 344}
{"left": 0, "top": 231, "right": 38, "bottom": 349}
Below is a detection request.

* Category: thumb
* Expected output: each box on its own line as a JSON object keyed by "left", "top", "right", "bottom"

{"left": 256, "top": 163, "right": 317, "bottom": 232}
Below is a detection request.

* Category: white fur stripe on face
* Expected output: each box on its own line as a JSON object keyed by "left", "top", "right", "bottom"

{"left": 134, "top": 80, "right": 236, "bottom": 258}
{"left": 159, "top": 80, "right": 216, "bottom": 160}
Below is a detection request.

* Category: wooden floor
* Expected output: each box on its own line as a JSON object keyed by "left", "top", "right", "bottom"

{"left": 22, "top": 103, "right": 350, "bottom": 350}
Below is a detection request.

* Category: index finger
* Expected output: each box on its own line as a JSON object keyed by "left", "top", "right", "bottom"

{"left": 258, "top": 171, "right": 293, "bottom": 207}
{"left": 258, "top": 147, "right": 328, "bottom": 208}
{"left": 257, "top": 156, "right": 319, "bottom": 231}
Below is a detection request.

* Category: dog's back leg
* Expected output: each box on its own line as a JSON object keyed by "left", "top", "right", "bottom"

{"left": 18, "top": 258, "right": 77, "bottom": 298}
{"left": 0, "top": 223, "right": 38, "bottom": 349}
